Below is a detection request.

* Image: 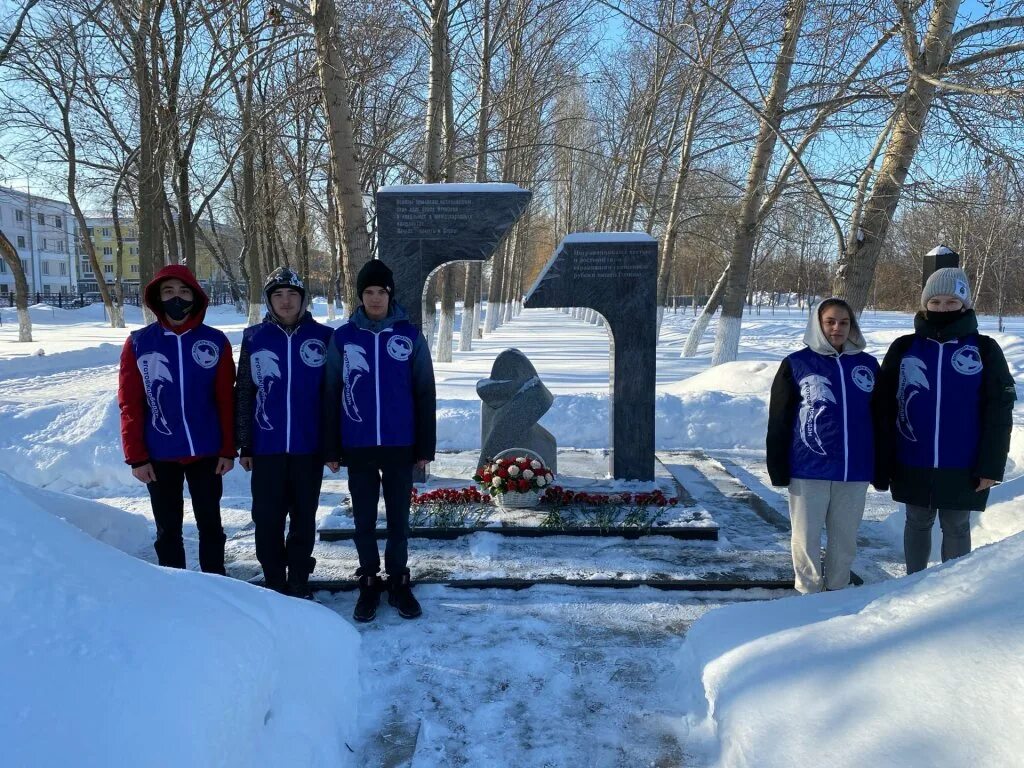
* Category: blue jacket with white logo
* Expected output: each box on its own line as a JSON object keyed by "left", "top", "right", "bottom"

{"left": 767, "top": 306, "right": 879, "bottom": 486}
{"left": 129, "top": 322, "right": 230, "bottom": 461}
{"left": 323, "top": 302, "right": 436, "bottom": 463}
{"left": 236, "top": 313, "right": 333, "bottom": 455}
{"left": 876, "top": 310, "right": 1016, "bottom": 511}
{"left": 894, "top": 334, "right": 983, "bottom": 469}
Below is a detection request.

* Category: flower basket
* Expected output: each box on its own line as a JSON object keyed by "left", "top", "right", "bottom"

{"left": 473, "top": 447, "right": 553, "bottom": 511}
{"left": 496, "top": 489, "right": 541, "bottom": 509}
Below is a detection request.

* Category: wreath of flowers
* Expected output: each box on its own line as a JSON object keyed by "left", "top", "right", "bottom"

{"left": 473, "top": 456, "right": 554, "bottom": 495}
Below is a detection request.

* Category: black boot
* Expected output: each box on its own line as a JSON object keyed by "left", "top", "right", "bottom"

{"left": 353, "top": 572, "right": 381, "bottom": 623}
{"left": 387, "top": 571, "right": 422, "bottom": 619}
{"left": 287, "top": 557, "right": 317, "bottom": 600}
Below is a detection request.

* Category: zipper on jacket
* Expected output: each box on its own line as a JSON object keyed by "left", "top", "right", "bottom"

{"left": 273, "top": 324, "right": 296, "bottom": 452}
{"left": 374, "top": 331, "right": 382, "bottom": 445}
{"left": 172, "top": 331, "right": 196, "bottom": 455}
{"left": 836, "top": 355, "right": 849, "bottom": 481}
{"left": 286, "top": 332, "right": 293, "bottom": 452}
{"left": 933, "top": 341, "right": 945, "bottom": 468}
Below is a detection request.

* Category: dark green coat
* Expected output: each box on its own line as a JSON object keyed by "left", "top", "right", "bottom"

{"left": 874, "top": 310, "right": 1016, "bottom": 511}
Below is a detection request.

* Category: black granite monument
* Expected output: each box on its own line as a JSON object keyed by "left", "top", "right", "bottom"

{"left": 524, "top": 233, "right": 658, "bottom": 480}
{"left": 375, "top": 183, "right": 532, "bottom": 329}
{"left": 923, "top": 244, "right": 960, "bottom": 287}
{"left": 477, "top": 349, "right": 557, "bottom": 472}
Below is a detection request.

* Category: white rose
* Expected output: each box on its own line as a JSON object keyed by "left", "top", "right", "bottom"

{"left": 536, "top": 475, "right": 546, "bottom": 487}
{"left": 545, "top": 473, "right": 553, "bottom": 482}
{"left": 531, "top": 460, "right": 542, "bottom": 469}
{"left": 522, "top": 469, "right": 534, "bottom": 480}
{"left": 508, "top": 465, "right": 520, "bottom": 476}
{"left": 491, "top": 477, "right": 503, "bottom": 488}
{"left": 516, "top": 456, "right": 527, "bottom": 463}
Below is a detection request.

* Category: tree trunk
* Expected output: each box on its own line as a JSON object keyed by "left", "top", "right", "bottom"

{"left": 712, "top": 0, "right": 807, "bottom": 366}
{"left": 422, "top": 272, "right": 438, "bottom": 350}
{"left": 130, "top": 0, "right": 164, "bottom": 324}
{"left": 432, "top": 2, "right": 457, "bottom": 361}
{"left": 312, "top": 0, "right": 372, "bottom": 302}
{"left": 483, "top": 241, "right": 505, "bottom": 333}
{"left": 325, "top": 172, "right": 340, "bottom": 321}
{"left": 459, "top": 0, "right": 491, "bottom": 352}
{"left": 0, "top": 229, "right": 32, "bottom": 341}
{"left": 834, "top": 0, "right": 960, "bottom": 313}
{"left": 682, "top": 264, "right": 730, "bottom": 358}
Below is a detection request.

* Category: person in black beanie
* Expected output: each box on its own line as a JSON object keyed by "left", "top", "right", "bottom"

{"left": 875, "top": 257, "right": 1016, "bottom": 574}
{"left": 323, "top": 259, "right": 436, "bottom": 622}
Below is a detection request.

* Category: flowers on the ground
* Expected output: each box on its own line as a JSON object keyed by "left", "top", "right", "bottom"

{"left": 474, "top": 456, "right": 554, "bottom": 496}
{"left": 540, "top": 486, "right": 678, "bottom": 507}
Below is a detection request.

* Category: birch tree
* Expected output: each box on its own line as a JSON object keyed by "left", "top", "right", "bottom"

{"left": 835, "top": 0, "right": 1024, "bottom": 312}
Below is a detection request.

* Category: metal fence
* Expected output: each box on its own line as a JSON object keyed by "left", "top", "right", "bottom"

{"left": 3, "top": 290, "right": 239, "bottom": 310}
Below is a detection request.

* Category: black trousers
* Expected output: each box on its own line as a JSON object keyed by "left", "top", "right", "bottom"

{"left": 251, "top": 453, "right": 324, "bottom": 589}
{"left": 347, "top": 458, "right": 413, "bottom": 576}
{"left": 147, "top": 457, "right": 226, "bottom": 574}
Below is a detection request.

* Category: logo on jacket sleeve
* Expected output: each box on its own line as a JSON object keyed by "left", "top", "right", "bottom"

{"left": 851, "top": 365, "right": 875, "bottom": 393}
{"left": 192, "top": 339, "right": 220, "bottom": 369}
{"left": 343, "top": 343, "right": 369, "bottom": 423}
{"left": 137, "top": 352, "right": 174, "bottom": 436}
{"left": 951, "top": 345, "right": 982, "bottom": 376}
{"left": 387, "top": 335, "right": 413, "bottom": 361}
{"left": 300, "top": 339, "right": 327, "bottom": 367}
{"left": 251, "top": 350, "right": 281, "bottom": 431}
{"left": 897, "top": 356, "right": 929, "bottom": 442}
{"left": 798, "top": 374, "right": 835, "bottom": 456}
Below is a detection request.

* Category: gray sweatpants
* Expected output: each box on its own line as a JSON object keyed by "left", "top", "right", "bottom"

{"left": 903, "top": 504, "right": 972, "bottom": 575}
{"left": 789, "top": 478, "right": 868, "bottom": 594}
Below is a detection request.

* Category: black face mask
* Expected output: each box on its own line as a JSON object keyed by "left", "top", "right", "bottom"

{"left": 925, "top": 309, "right": 962, "bottom": 327}
{"left": 162, "top": 296, "right": 193, "bottom": 321}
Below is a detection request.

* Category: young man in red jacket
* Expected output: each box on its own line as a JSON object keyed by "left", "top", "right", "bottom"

{"left": 118, "top": 265, "right": 236, "bottom": 574}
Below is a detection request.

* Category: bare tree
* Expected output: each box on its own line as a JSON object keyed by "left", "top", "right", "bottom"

{"left": 0, "top": 229, "right": 32, "bottom": 340}
{"left": 835, "top": 1, "right": 1024, "bottom": 312}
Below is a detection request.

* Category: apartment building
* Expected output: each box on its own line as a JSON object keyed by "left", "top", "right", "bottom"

{"left": 0, "top": 185, "right": 78, "bottom": 297}
{"left": 82, "top": 217, "right": 233, "bottom": 295}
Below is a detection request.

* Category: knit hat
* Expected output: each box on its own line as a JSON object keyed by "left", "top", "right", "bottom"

{"left": 263, "top": 266, "right": 307, "bottom": 317}
{"left": 357, "top": 259, "right": 395, "bottom": 297}
{"left": 264, "top": 266, "right": 306, "bottom": 299}
{"left": 921, "top": 266, "right": 972, "bottom": 310}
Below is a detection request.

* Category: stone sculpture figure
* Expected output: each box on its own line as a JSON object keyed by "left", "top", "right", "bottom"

{"left": 477, "top": 349, "right": 557, "bottom": 472}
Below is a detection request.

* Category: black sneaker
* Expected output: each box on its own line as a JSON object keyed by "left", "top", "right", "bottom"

{"left": 387, "top": 571, "right": 422, "bottom": 619}
{"left": 849, "top": 570, "right": 864, "bottom": 586}
{"left": 353, "top": 573, "right": 381, "bottom": 623}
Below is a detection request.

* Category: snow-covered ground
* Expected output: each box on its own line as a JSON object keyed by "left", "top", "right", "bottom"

{"left": 0, "top": 471, "right": 359, "bottom": 768}
{"left": 2, "top": 299, "right": 1023, "bottom": 766}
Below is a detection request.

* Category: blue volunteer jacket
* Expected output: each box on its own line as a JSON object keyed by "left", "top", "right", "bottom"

{"left": 332, "top": 320, "right": 417, "bottom": 448}
{"left": 894, "top": 334, "right": 983, "bottom": 469}
{"left": 130, "top": 322, "right": 229, "bottom": 461}
{"left": 322, "top": 302, "right": 436, "bottom": 463}
{"left": 767, "top": 303, "right": 880, "bottom": 487}
{"left": 785, "top": 346, "right": 879, "bottom": 482}
{"left": 239, "top": 315, "right": 333, "bottom": 455}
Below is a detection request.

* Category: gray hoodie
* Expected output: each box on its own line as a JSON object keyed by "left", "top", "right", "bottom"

{"left": 803, "top": 300, "right": 866, "bottom": 356}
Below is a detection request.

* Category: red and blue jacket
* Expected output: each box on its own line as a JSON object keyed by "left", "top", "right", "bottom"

{"left": 118, "top": 265, "right": 235, "bottom": 465}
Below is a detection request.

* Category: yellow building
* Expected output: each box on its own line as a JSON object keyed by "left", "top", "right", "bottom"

{"left": 81, "top": 217, "right": 230, "bottom": 296}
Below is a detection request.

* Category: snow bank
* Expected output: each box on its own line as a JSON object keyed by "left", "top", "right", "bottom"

{"left": 0, "top": 390, "right": 127, "bottom": 489}
{"left": 677, "top": 534, "right": 1024, "bottom": 767}
{"left": 8, "top": 472, "right": 151, "bottom": 553}
{"left": 0, "top": 471, "right": 360, "bottom": 768}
